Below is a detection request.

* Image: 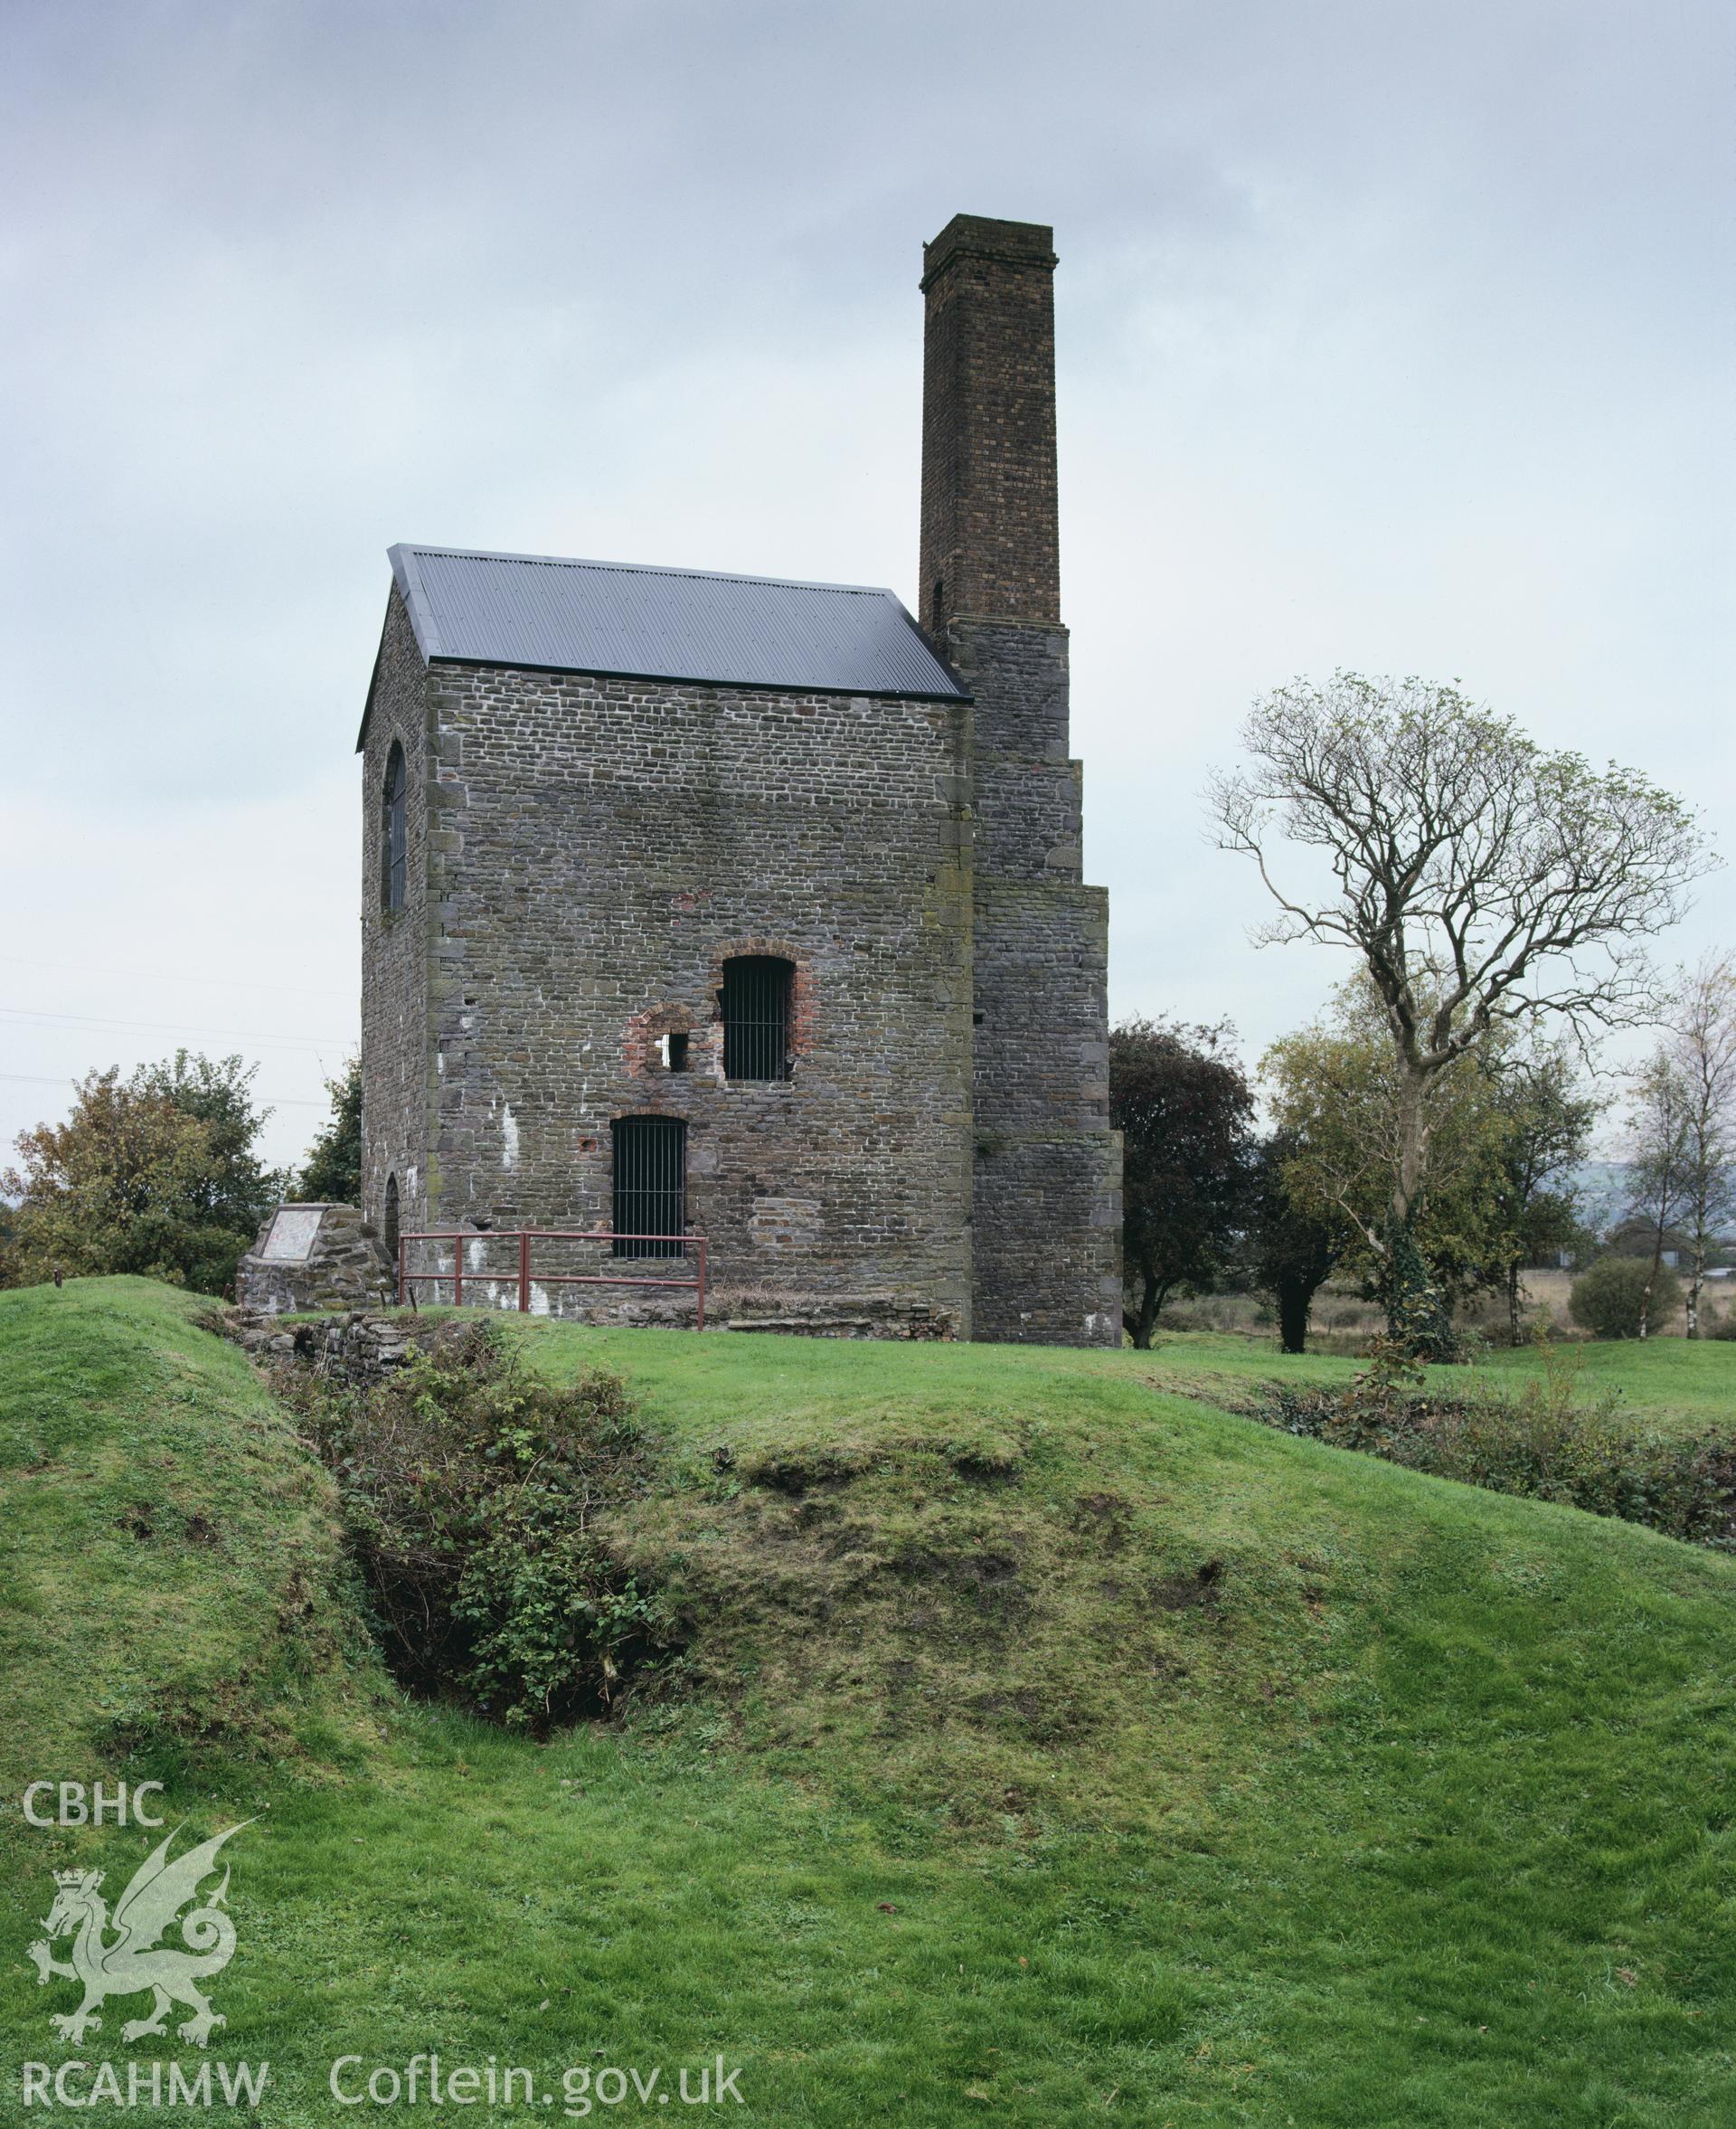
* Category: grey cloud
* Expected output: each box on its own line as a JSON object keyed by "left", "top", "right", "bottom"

{"left": 2, "top": 0, "right": 1727, "bottom": 1167}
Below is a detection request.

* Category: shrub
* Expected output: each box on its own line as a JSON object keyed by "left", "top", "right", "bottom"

{"left": 1569, "top": 1255, "right": 1683, "bottom": 1339}
{"left": 282, "top": 1320, "right": 679, "bottom": 1732}
{"left": 0, "top": 1064, "right": 269, "bottom": 1297}
{"left": 1256, "top": 1339, "right": 1736, "bottom": 1550}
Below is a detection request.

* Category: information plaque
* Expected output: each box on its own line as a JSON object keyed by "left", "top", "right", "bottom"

{"left": 260, "top": 1206, "right": 325, "bottom": 1263}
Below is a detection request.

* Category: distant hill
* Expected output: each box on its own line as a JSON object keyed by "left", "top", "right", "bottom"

{"left": 1574, "top": 1159, "right": 1634, "bottom": 1237}
{"left": 1574, "top": 1160, "right": 1736, "bottom": 1246}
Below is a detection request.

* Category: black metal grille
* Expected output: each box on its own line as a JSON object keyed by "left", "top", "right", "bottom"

{"left": 382, "top": 742, "right": 407, "bottom": 914}
{"left": 612, "top": 1117, "right": 687, "bottom": 1258}
{"left": 383, "top": 1173, "right": 400, "bottom": 1257}
{"left": 722, "top": 956, "right": 793, "bottom": 1082}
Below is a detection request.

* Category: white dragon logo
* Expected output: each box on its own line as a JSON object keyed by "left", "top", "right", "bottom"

{"left": 27, "top": 1821, "right": 250, "bottom": 2049}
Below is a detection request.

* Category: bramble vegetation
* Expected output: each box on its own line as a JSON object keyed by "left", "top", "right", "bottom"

{"left": 277, "top": 1321, "right": 679, "bottom": 1733}
{"left": 1245, "top": 1334, "right": 1736, "bottom": 1548}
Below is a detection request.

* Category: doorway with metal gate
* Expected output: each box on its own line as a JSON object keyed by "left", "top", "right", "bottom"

{"left": 611, "top": 1115, "right": 687, "bottom": 1258}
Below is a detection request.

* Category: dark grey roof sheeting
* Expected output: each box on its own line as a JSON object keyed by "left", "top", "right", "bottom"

{"left": 386, "top": 544, "right": 967, "bottom": 701}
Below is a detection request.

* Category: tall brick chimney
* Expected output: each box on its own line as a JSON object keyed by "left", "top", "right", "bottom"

{"left": 919, "top": 214, "right": 1061, "bottom": 639}
{"left": 917, "top": 213, "right": 1121, "bottom": 1349}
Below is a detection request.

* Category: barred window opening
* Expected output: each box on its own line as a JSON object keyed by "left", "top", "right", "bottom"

{"left": 722, "top": 956, "right": 794, "bottom": 1083}
{"left": 381, "top": 741, "right": 408, "bottom": 915}
{"left": 383, "top": 1173, "right": 400, "bottom": 1258}
{"left": 612, "top": 1116, "right": 687, "bottom": 1259}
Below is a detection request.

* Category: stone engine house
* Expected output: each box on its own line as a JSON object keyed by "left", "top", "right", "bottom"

{"left": 359, "top": 213, "right": 1120, "bottom": 1343}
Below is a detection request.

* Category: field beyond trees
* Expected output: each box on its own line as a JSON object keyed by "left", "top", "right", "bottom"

{"left": 3, "top": 1279, "right": 1734, "bottom": 2125}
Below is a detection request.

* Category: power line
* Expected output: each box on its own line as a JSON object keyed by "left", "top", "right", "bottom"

{"left": 0, "top": 954, "right": 351, "bottom": 1001}
{"left": 0, "top": 1070, "right": 325, "bottom": 1107}
{"left": 1, "top": 1005, "right": 354, "bottom": 1050}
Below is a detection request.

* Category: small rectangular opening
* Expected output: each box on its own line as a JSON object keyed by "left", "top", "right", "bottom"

{"left": 663, "top": 1031, "right": 690, "bottom": 1072}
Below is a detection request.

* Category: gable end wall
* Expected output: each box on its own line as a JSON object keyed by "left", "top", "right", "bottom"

{"left": 360, "top": 587, "right": 437, "bottom": 1254}
{"left": 365, "top": 646, "right": 976, "bottom": 1328}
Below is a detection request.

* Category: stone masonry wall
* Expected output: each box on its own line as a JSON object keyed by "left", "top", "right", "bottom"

{"left": 360, "top": 588, "right": 435, "bottom": 1246}
{"left": 358, "top": 211, "right": 1118, "bottom": 1348}
{"left": 949, "top": 620, "right": 1121, "bottom": 1345}
{"left": 234, "top": 1205, "right": 396, "bottom": 1316}
{"left": 368, "top": 651, "right": 976, "bottom": 1328}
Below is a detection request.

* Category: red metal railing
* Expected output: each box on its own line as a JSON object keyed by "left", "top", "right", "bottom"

{"left": 397, "top": 1229, "right": 707, "bottom": 1330}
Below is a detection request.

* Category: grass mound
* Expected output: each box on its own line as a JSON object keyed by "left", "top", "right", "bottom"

{"left": 2, "top": 1279, "right": 1734, "bottom": 2125}
{"left": 0, "top": 1276, "right": 376, "bottom": 1799}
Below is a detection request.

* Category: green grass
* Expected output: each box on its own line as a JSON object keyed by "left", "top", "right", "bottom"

{"left": 1140, "top": 1327, "right": 1736, "bottom": 1437}
{"left": 1472, "top": 1334, "right": 1736, "bottom": 1427}
{"left": 3, "top": 1279, "right": 1735, "bottom": 2125}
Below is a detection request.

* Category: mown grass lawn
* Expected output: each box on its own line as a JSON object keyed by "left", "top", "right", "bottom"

{"left": 2, "top": 1279, "right": 1734, "bottom": 2126}
{"left": 1138, "top": 1326, "right": 1736, "bottom": 1438}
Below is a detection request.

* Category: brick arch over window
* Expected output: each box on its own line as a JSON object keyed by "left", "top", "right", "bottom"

{"left": 709, "top": 940, "right": 815, "bottom": 1082}
{"left": 380, "top": 739, "right": 407, "bottom": 914}
{"left": 721, "top": 956, "right": 794, "bottom": 1082}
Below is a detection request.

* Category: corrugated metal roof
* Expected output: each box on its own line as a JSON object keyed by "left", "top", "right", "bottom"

{"left": 387, "top": 544, "right": 967, "bottom": 701}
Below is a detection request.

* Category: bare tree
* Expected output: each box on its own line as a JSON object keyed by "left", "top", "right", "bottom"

{"left": 1623, "top": 1051, "right": 1693, "bottom": 1339}
{"left": 1208, "top": 673, "right": 1713, "bottom": 1348}
{"left": 1483, "top": 1035, "right": 1599, "bottom": 1347}
{"left": 1665, "top": 954, "right": 1736, "bottom": 1337}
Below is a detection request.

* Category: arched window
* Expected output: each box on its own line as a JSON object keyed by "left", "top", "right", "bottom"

{"left": 381, "top": 741, "right": 407, "bottom": 914}
{"left": 383, "top": 1173, "right": 400, "bottom": 1259}
{"left": 721, "top": 956, "right": 794, "bottom": 1082}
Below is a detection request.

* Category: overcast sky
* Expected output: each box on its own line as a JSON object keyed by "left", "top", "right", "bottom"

{"left": 3, "top": 0, "right": 1730, "bottom": 1172}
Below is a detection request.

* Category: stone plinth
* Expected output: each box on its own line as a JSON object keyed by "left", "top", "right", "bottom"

{"left": 235, "top": 1203, "right": 394, "bottom": 1315}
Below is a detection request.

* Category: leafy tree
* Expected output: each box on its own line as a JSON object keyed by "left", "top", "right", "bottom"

{"left": 129, "top": 1051, "right": 280, "bottom": 1235}
{"left": 2, "top": 1072, "right": 222, "bottom": 1291}
{"left": 1262, "top": 980, "right": 1515, "bottom": 1345}
{"left": 1244, "top": 1131, "right": 1347, "bottom": 1354}
{"left": 1481, "top": 1036, "right": 1600, "bottom": 1346}
{"left": 1109, "top": 1017, "right": 1254, "bottom": 1349}
{"left": 1, "top": 1054, "right": 278, "bottom": 1297}
{"left": 1210, "top": 672, "right": 1712, "bottom": 1349}
{"left": 297, "top": 1055, "right": 363, "bottom": 1205}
